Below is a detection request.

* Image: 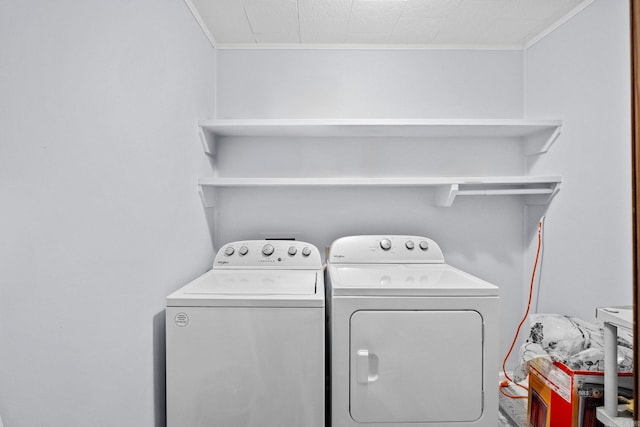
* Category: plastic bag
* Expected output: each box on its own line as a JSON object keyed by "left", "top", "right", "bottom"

{"left": 515, "top": 313, "right": 633, "bottom": 378}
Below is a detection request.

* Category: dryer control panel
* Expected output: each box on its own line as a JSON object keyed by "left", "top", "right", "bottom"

{"left": 328, "top": 235, "right": 445, "bottom": 264}
{"left": 214, "top": 240, "right": 322, "bottom": 270}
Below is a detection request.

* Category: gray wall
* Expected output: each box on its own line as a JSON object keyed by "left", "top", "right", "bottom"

{"left": 217, "top": 48, "right": 524, "bottom": 119}
{"left": 0, "top": 0, "right": 216, "bottom": 425}
{"left": 525, "top": 0, "right": 632, "bottom": 320}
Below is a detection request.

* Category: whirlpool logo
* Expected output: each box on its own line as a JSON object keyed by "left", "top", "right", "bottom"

{"left": 174, "top": 312, "right": 189, "bottom": 327}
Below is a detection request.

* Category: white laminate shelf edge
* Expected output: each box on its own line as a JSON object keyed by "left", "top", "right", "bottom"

{"left": 596, "top": 307, "right": 632, "bottom": 330}
{"left": 197, "top": 176, "right": 562, "bottom": 208}
{"left": 198, "top": 118, "right": 562, "bottom": 157}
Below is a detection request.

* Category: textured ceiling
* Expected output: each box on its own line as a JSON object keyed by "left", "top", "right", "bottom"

{"left": 186, "top": 0, "right": 594, "bottom": 49}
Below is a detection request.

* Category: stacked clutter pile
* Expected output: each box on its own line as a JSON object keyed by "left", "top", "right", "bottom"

{"left": 515, "top": 314, "right": 633, "bottom": 381}
{"left": 515, "top": 314, "right": 633, "bottom": 427}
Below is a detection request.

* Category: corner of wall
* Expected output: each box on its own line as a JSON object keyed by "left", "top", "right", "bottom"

{"left": 214, "top": 47, "right": 218, "bottom": 119}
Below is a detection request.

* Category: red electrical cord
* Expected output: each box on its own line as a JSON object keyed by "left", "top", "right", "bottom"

{"left": 499, "top": 217, "right": 544, "bottom": 399}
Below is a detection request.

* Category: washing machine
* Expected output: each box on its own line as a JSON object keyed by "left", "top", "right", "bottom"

{"left": 327, "top": 235, "right": 499, "bottom": 427}
{"left": 166, "top": 240, "right": 325, "bottom": 427}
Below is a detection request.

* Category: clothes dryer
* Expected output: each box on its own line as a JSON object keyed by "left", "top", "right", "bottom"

{"left": 327, "top": 235, "right": 499, "bottom": 427}
{"left": 166, "top": 240, "right": 324, "bottom": 427}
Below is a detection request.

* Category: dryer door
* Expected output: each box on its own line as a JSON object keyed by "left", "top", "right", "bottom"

{"left": 350, "top": 310, "right": 483, "bottom": 423}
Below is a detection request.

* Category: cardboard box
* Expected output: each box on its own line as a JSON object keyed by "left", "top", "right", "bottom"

{"left": 527, "top": 357, "right": 633, "bottom": 427}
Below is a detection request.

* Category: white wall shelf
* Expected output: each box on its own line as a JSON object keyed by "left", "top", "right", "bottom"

{"left": 199, "top": 118, "right": 562, "bottom": 157}
{"left": 197, "top": 118, "right": 562, "bottom": 212}
{"left": 198, "top": 176, "right": 561, "bottom": 208}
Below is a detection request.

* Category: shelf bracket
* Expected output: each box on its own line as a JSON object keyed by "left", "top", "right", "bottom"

{"left": 434, "top": 184, "right": 459, "bottom": 207}
{"left": 198, "top": 183, "right": 217, "bottom": 208}
{"left": 199, "top": 127, "right": 217, "bottom": 157}
{"left": 524, "top": 125, "right": 562, "bottom": 156}
{"left": 525, "top": 182, "right": 561, "bottom": 205}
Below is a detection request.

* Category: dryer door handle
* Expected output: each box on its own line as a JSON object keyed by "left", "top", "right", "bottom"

{"left": 356, "top": 349, "right": 379, "bottom": 384}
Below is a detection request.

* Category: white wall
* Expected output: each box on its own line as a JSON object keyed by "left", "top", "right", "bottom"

{"left": 215, "top": 48, "right": 528, "bottom": 361}
{"left": 217, "top": 49, "right": 524, "bottom": 119}
{"left": 525, "top": 0, "right": 631, "bottom": 321}
{"left": 0, "top": 1, "right": 215, "bottom": 426}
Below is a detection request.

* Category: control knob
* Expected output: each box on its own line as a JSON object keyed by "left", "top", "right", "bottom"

{"left": 301, "top": 247, "right": 311, "bottom": 257}
{"left": 288, "top": 246, "right": 297, "bottom": 256}
{"left": 405, "top": 240, "right": 415, "bottom": 250}
{"left": 380, "top": 238, "right": 392, "bottom": 251}
{"left": 238, "top": 246, "right": 248, "bottom": 256}
{"left": 419, "top": 240, "right": 429, "bottom": 251}
{"left": 224, "top": 246, "right": 235, "bottom": 256}
{"left": 262, "top": 244, "right": 275, "bottom": 256}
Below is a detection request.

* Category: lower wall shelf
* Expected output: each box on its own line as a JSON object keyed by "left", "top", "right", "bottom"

{"left": 198, "top": 176, "right": 561, "bottom": 208}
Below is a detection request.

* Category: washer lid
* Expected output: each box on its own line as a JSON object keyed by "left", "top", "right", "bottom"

{"left": 166, "top": 269, "right": 324, "bottom": 307}
{"left": 329, "top": 264, "right": 498, "bottom": 297}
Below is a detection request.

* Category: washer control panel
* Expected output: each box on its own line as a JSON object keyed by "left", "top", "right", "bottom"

{"left": 328, "top": 235, "right": 445, "bottom": 264}
{"left": 214, "top": 240, "right": 322, "bottom": 269}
